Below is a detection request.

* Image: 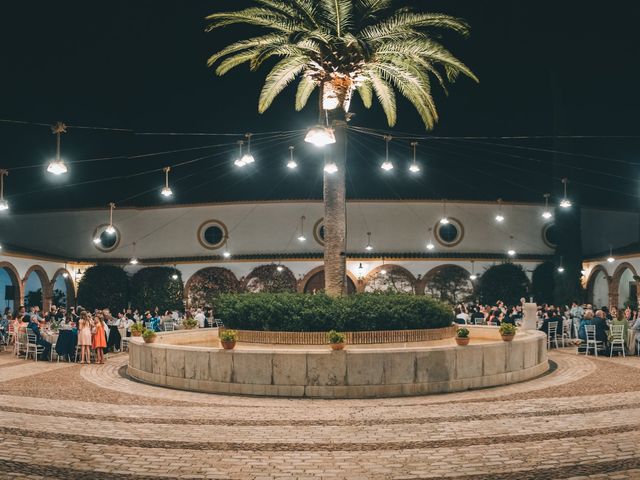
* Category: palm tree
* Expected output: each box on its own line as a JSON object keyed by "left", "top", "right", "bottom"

{"left": 206, "top": 0, "right": 478, "bottom": 296}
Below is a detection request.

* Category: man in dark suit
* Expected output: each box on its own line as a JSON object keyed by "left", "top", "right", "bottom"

{"left": 593, "top": 310, "right": 610, "bottom": 346}
{"left": 26, "top": 315, "right": 51, "bottom": 361}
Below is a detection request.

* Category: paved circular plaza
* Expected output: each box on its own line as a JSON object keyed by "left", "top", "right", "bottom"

{"left": 1, "top": 349, "right": 640, "bottom": 479}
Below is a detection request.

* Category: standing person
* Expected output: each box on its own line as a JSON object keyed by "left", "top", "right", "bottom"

{"left": 78, "top": 312, "right": 93, "bottom": 364}
{"left": 91, "top": 313, "right": 107, "bottom": 364}
{"left": 194, "top": 309, "right": 206, "bottom": 328}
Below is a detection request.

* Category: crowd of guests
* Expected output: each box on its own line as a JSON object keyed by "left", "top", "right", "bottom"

{"left": 454, "top": 300, "right": 640, "bottom": 354}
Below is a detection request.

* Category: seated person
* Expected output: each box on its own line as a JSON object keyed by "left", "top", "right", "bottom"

{"left": 578, "top": 309, "right": 594, "bottom": 341}
{"left": 539, "top": 309, "right": 563, "bottom": 337}
{"left": 593, "top": 309, "right": 610, "bottom": 345}
{"left": 609, "top": 311, "right": 629, "bottom": 342}
{"left": 26, "top": 315, "right": 52, "bottom": 360}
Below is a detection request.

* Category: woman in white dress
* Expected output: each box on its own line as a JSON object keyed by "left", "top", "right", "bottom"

{"left": 78, "top": 312, "right": 93, "bottom": 364}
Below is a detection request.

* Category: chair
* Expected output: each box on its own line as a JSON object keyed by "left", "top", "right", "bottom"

{"left": 7, "top": 323, "right": 16, "bottom": 345}
{"left": 49, "top": 337, "right": 58, "bottom": 362}
{"left": 546, "top": 321, "right": 558, "bottom": 349}
{"left": 584, "top": 325, "right": 603, "bottom": 357}
{"left": 572, "top": 320, "right": 579, "bottom": 339}
{"left": 561, "top": 319, "right": 572, "bottom": 347}
{"left": 214, "top": 318, "right": 225, "bottom": 329}
{"left": 25, "top": 333, "right": 45, "bottom": 361}
{"left": 164, "top": 322, "right": 175, "bottom": 332}
{"left": 473, "top": 318, "right": 485, "bottom": 326}
{"left": 610, "top": 324, "right": 626, "bottom": 357}
{"left": 14, "top": 331, "right": 27, "bottom": 356}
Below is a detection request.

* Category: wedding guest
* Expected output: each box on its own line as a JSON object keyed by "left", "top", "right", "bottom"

{"left": 26, "top": 314, "right": 51, "bottom": 360}
{"left": 78, "top": 312, "right": 92, "bottom": 364}
{"left": 92, "top": 313, "right": 107, "bottom": 364}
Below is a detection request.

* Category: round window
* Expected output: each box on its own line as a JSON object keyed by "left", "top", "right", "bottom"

{"left": 542, "top": 223, "right": 559, "bottom": 248}
{"left": 313, "top": 218, "right": 325, "bottom": 246}
{"left": 197, "top": 220, "right": 229, "bottom": 250}
{"left": 434, "top": 218, "right": 464, "bottom": 248}
{"left": 92, "top": 224, "right": 121, "bottom": 253}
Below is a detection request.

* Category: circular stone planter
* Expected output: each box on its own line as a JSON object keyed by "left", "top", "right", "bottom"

{"left": 330, "top": 343, "right": 346, "bottom": 351}
{"left": 455, "top": 337, "right": 470, "bottom": 346}
{"left": 127, "top": 326, "right": 548, "bottom": 399}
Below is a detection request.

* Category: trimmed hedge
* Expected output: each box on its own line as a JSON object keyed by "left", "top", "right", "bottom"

{"left": 215, "top": 293, "right": 453, "bottom": 332}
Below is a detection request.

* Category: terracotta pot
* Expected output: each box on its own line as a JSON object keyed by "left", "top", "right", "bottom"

{"left": 131, "top": 331, "right": 142, "bottom": 337}
{"left": 184, "top": 325, "right": 196, "bottom": 330}
{"left": 330, "top": 343, "right": 345, "bottom": 351}
{"left": 455, "top": 336, "right": 470, "bottom": 346}
{"left": 143, "top": 336, "right": 156, "bottom": 344}
{"left": 221, "top": 340, "right": 236, "bottom": 350}
{"left": 501, "top": 334, "right": 515, "bottom": 342}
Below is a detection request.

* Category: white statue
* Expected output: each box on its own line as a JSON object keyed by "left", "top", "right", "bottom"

{"left": 521, "top": 297, "right": 538, "bottom": 331}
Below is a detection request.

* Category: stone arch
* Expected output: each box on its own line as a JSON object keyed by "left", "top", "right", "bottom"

{"left": 242, "top": 264, "right": 297, "bottom": 293}
{"left": 22, "top": 265, "right": 52, "bottom": 311}
{"left": 299, "top": 266, "right": 357, "bottom": 294}
{"left": 50, "top": 268, "right": 76, "bottom": 308}
{"left": 363, "top": 265, "right": 416, "bottom": 294}
{"left": 421, "top": 264, "right": 474, "bottom": 304}
{"left": 610, "top": 262, "right": 638, "bottom": 309}
{"left": 0, "top": 261, "right": 23, "bottom": 311}
{"left": 586, "top": 265, "right": 610, "bottom": 308}
{"left": 184, "top": 267, "right": 240, "bottom": 308}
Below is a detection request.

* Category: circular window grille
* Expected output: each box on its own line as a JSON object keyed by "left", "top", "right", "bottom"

{"left": 92, "top": 224, "right": 121, "bottom": 253}
{"left": 542, "top": 223, "right": 559, "bottom": 248}
{"left": 313, "top": 218, "right": 325, "bottom": 246}
{"left": 434, "top": 218, "right": 464, "bottom": 248}
{"left": 197, "top": 220, "right": 229, "bottom": 250}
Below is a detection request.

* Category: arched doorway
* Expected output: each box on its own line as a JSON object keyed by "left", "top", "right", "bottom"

{"left": 611, "top": 263, "right": 638, "bottom": 309}
{"left": 51, "top": 269, "right": 75, "bottom": 308}
{"left": 587, "top": 266, "right": 610, "bottom": 308}
{"left": 0, "top": 262, "right": 21, "bottom": 313}
{"left": 302, "top": 268, "right": 357, "bottom": 294}
{"left": 184, "top": 267, "right": 239, "bottom": 307}
{"left": 364, "top": 265, "right": 415, "bottom": 294}
{"left": 22, "top": 266, "right": 51, "bottom": 311}
{"left": 423, "top": 265, "right": 473, "bottom": 303}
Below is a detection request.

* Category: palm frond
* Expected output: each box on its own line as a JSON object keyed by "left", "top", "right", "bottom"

{"left": 206, "top": 8, "right": 302, "bottom": 33}
{"left": 216, "top": 50, "right": 261, "bottom": 76}
{"left": 295, "top": 76, "right": 318, "bottom": 110}
{"left": 258, "top": 57, "right": 307, "bottom": 113}
{"left": 207, "top": 34, "right": 287, "bottom": 67}
{"left": 362, "top": 12, "right": 471, "bottom": 40}
{"left": 319, "top": 0, "right": 353, "bottom": 37}
{"left": 368, "top": 71, "right": 397, "bottom": 126}
{"left": 356, "top": 81, "right": 373, "bottom": 108}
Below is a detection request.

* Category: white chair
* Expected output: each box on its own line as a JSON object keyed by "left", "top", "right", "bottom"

{"left": 610, "top": 324, "right": 626, "bottom": 357}
{"left": 546, "top": 321, "right": 558, "bottom": 349}
{"left": 473, "top": 318, "right": 485, "bottom": 326}
{"left": 25, "top": 333, "right": 45, "bottom": 361}
{"left": 14, "top": 331, "right": 27, "bottom": 356}
{"left": 214, "top": 318, "right": 225, "bottom": 329}
{"left": 585, "top": 325, "right": 602, "bottom": 357}
{"left": 561, "top": 319, "right": 572, "bottom": 347}
{"left": 49, "top": 338, "right": 58, "bottom": 362}
{"left": 572, "top": 320, "right": 579, "bottom": 339}
{"left": 164, "top": 322, "right": 175, "bottom": 331}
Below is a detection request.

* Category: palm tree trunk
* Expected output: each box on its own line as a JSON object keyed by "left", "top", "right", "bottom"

{"left": 323, "top": 119, "right": 347, "bottom": 296}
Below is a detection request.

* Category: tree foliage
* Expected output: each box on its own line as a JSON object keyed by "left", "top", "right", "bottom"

{"left": 77, "top": 265, "right": 130, "bottom": 312}
{"left": 206, "top": 0, "right": 478, "bottom": 129}
{"left": 244, "top": 264, "right": 297, "bottom": 293}
{"left": 478, "top": 263, "right": 529, "bottom": 306}
{"left": 531, "top": 262, "right": 555, "bottom": 305}
{"left": 131, "top": 267, "right": 184, "bottom": 312}
{"left": 424, "top": 265, "right": 474, "bottom": 304}
{"left": 188, "top": 267, "right": 240, "bottom": 308}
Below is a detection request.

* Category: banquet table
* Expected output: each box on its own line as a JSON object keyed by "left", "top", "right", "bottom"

{"left": 44, "top": 329, "right": 77, "bottom": 360}
{"left": 107, "top": 325, "right": 122, "bottom": 351}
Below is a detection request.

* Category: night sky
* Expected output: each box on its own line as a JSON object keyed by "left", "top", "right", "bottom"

{"left": 0, "top": 1, "right": 639, "bottom": 212}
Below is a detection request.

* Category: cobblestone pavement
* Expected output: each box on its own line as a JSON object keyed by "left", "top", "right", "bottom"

{"left": 1, "top": 348, "right": 640, "bottom": 479}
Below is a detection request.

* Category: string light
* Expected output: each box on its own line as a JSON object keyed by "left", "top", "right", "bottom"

{"left": 62, "top": 263, "right": 69, "bottom": 278}
{"left": 0, "top": 169, "right": 8, "bottom": 211}
{"left": 172, "top": 273, "right": 179, "bottom": 280}
{"left": 469, "top": 260, "right": 477, "bottom": 281}
{"left": 161, "top": 167, "right": 173, "bottom": 197}
{"left": 276, "top": 264, "right": 284, "bottom": 272}
{"left": 495, "top": 198, "right": 505, "bottom": 223}
{"left": 380, "top": 259, "right": 387, "bottom": 276}
{"left": 440, "top": 200, "right": 449, "bottom": 225}
{"left": 223, "top": 237, "right": 231, "bottom": 258}
{"left": 129, "top": 242, "right": 139, "bottom": 265}
{"left": 380, "top": 135, "right": 394, "bottom": 171}
{"left": 607, "top": 245, "right": 615, "bottom": 263}
{"left": 297, "top": 215, "right": 306, "bottom": 242}
{"left": 507, "top": 235, "right": 516, "bottom": 257}
{"left": 557, "top": 256, "right": 565, "bottom": 273}
{"left": 305, "top": 110, "right": 336, "bottom": 147}
{"left": 47, "top": 122, "right": 68, "bottom": 175}
{"left": 409, "top": 141, "right": 421, "bottom": 173}
{"left": 287, "top": 146, "right": 297, "bottom": 169}
{"left": 234, "top": 140, "right": 246, "bottom": 168}
{"left": 105, "top": 203, "right": 116, "bottom": 235}
{"left": 365, "top": 232, "right": 373, "bottom": 251}
{"left": 426, "top": 227, "right": 435, "bottom": 250}
{"left": 241, "top": 133, "right": 255, "bottom": 164}
{"left": 560, "top": 178, "right": 572, "bottom": 208}
{"left": 542, "top": 193, "right": 553, "bottom": 220}
{"left": 324, "top": 160, "right": 338, "bottom": 174}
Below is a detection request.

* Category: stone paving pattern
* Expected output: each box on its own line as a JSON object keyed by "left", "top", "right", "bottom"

{"left": 1, "top": 348, "right": 640, "bottom": 479}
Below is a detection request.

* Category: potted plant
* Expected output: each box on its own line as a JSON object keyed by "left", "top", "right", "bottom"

{"left": 142, "top": 328, "right": 157, "bottom": 344}
{"left": 130, "top": 322, "right": 145, "bottom": 337}
{"left": 499, "top": 323, "right": 517, "bottom": 342}
{"left": 182, "top": 318, "right": 198, "bottom": 330}
{"left": 327, "top": 330, "right": 346, "bottom": 350}
{"left": 219, "top": 329, "right": 238, "bottom": 350}
{"left": 455, "top": 327, "right": 470, "bottom": 346}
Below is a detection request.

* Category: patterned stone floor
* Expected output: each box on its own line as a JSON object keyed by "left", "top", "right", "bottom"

{"left": 1, "top": 347, "right": 640, "bottom": 479}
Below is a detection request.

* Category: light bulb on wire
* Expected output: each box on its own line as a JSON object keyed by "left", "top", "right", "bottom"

{"left": 129, "top": 242, "right": 139, "bottom": 265}
{"left": 304, "top": 109, "right": 336, "bottom": 147}
{"left": 542, "top": 193, "right": 553, "bottom": 220}
{"left": 507, "top": 235, "right": 516, "bottom": 257}
{"left": 495, "top": 198, "right": 505, "bottom": 223}
{"left": 440, "top": 200, "right": 449, "bottom": 225}
{"left": 161, "top": 167, "right": 173, "bottom": 197}
{"left": 241, "top": 133, "right": 255, "bottom": 164}
{"left": 559, "top": 178, "right": 572, "bottom": 208}
{"left": 607, "top": 245, "right": 615, "bottom": 263}
{"left": 426, "top": 228, "right": 435, "bottom": 250}
{"left": 297, "top": 215, "right": 306, "bottom": 242}
{"left": 557, "top": 256, "right": 565, "bottom": 273}
{"left": 469, "top": 261, "right": 477, "bottom": 281}
{"left": 324, "top": 161, "right": 338, "bottom": 174}
{"left": 365, "top": 232, "right": 373, "bottom": 251}
{"left": 380, "top": 135, "right": 394, "bottom": 171}
{"left": 0, "top": 170, "right": 9, "bottom": 211}
{"left": 46, "top": 122, "right": 69, "bottom": 175}
{"left": 234, "top": 140, "right": 246, "bottom": 168}
{"left": 287, "top": 146, "right": 297, "bottom": 169}
{"left": 409, "top": 142, "right": 421, "bottom": 173}
{"left": 223, "top": 237, "right": 231, "bottom": 258}
{"left": 104, "top": 203, "right": 116, "bottom": 235}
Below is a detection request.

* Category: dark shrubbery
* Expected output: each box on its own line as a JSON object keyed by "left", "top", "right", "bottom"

{"left": 130, "top": 267, "right": 183, "bottom": 312}
{"left": 77, "top": 265, "right": 130, "bottom": 312}
{"left": 215, "top": 293, "right": 453, "bottom": 332}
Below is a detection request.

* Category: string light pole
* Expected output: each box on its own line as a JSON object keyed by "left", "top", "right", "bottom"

{"left": 47, "top": 122, "right": 68, "bottom": 175}
{"left": 0, "top": 170, "right": 8, "bottom": 211}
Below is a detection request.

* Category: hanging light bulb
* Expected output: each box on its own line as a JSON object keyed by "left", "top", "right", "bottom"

{"left": 380, "top": 259, "right": 387, "bottom": 276}
{"left": 380, "top": 135, "right": 394, "bottom": 171}
{"left": 542, "top": 193, "right": 553, "bottom": 220}
{"left": 507, "top": 235, "right": 516, "bottom": 257}
{"left": 223, "top": 237, "right": 231, "bottom": 258}
{"left": 557, "top": 256, "right": 565, "bottom": 273}
{"left": 171, "top": 273, "right": 179, "bottom": 280}
{"left": 234, "top": 140, "right": 246, "bottom": 168}
{"left": 129, "top": 242, "right": 139, "bottom": 265}
{"left": 440, "top": 200, "right": 449, "bottom": 225}
{"left": 365, "top": 232, "right": 373, "bottom": 251}
{"left": 469, "top": 261, "right": 477, "bottom": 281}
{"left": 276, "top": 264, "right": 284, "bottom": 272}
{"left": 560, "top": 178, "right": 572, "bottom": 208}
{"left": 324, "top": 160, "right": 338, "bottom": 174}
{"left": 426, "top": 227, "right": 435, "bottom": 250}
{"left": 105, "top": 203, "right": 116, "bottom": 235}
{"left": 0, "top": 169, "right": 8, "bottom": 211}
{"left": 47, "top": 122, "right": 69, "bottom": 175}
{"left": 607, "top": 245, "right": 615, "bottom": 263}
{"left": 409, "top": 141, "right": 421, "bottom": 173}
{"left": 93, "top": 237, "right": 102, "bottom": 245}
{"left": 495, "top": 198, "right": 505, "bottom": 223}
{"left": 161, "top": 167, "right": 173, "bottom": 197}
{"left": 241, "top": 133, "right": 255, "bottom": 164}
{"left": 305, "top": 108, "right": 336, "bottom": 147}
{"left": 62, "top": 263, "right": 69, "bottom": 278}
{"left": 287, "top": 146, "right": 297, "bottom": 169}
{"left": 297, "top": 215, "right": 306, "bottom": 242}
